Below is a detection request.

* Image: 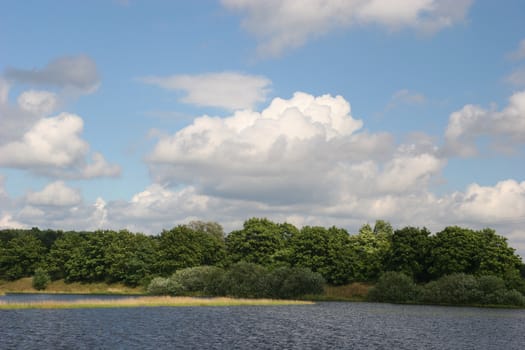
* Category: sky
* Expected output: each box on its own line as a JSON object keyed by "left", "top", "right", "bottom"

{"left": 1, "top": 0, "right": 525, "bottom": 254}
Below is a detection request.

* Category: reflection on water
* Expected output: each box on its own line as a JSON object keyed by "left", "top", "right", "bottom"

{"left": 1, "top": 300, "right": 525, "bottom": 349}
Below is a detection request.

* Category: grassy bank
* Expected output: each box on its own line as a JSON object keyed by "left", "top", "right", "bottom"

{"left": 0, "top": 278, "right": 145, "bottom": 295}
{"left": 0, "top": 296, "right": 313, "bottom": 309}
{"left": 314, "top": 282, "right": 370, "bottom": 301}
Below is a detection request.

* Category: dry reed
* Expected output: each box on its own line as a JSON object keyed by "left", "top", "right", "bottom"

{"left": 0, "top": 296, "right": 313, "bottom": 309}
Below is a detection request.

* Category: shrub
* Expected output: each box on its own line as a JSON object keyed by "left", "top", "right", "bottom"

{"left": 279, "top": 267, "right": 325, "bottom": 298}
{"left": 146, "top": 277, "right": 183, "bottom": 295}
{"left": 421, "top": 273, "right": 479, "bottom": 304}
{"left": 32, "top": 267, "right": 50, "bottom": 290}
{"left": 367, "top": 271, "right": 419, "bottom": 303}
{"left": 170, "top": 266, "right": 225, "bottom": 295}
{"left": 265, "top": 267, "right": 325, "bottom": 299}
{"left": 221, "top": 262, "right": 269, "bottom": 298}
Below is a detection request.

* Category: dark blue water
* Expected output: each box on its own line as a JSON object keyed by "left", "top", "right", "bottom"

{"left": 1, "top": 300, "right": 524, "bottom": 349}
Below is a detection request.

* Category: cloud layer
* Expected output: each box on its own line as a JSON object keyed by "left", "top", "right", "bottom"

{"left": 4, "top": 55, "right": 100, "bottom": 93}
{"left": 141, "top": 72, "right": 271, "bottom": 110}
{"left": 223, "top": 0, "right": 473, "bottom": 56}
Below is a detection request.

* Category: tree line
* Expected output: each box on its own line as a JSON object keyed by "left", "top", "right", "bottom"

{"left": 1, "top": 218, "right": 524, "bottom": 295}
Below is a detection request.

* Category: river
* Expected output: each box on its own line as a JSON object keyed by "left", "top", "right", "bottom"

{"left": 1, "top": 295, "right": 524, "bottom": 349}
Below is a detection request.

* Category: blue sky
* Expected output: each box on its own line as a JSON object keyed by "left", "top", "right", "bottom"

{"left": 1, "top": 0, "right": 525, "bottom": 253}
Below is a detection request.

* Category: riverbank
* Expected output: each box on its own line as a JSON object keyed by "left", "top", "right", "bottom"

{"left": 0, "top": 296, "right": 314, "bottom": 309}
{"left": 0, "top": 278, "right": 145, "bottom": 295}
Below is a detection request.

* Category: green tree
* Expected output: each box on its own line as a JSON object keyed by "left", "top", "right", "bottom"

{"left": 32, "top": 267, "right": 51, "bottom": 290}
{"left": 348, "top": 223, "right": 391, "bottom": 281}
{"left": 0, "top": 233, "right": 46, "bottom": 280}
{"left": 104, "top": 231, "right": 159, "bottom": 286}
{"left": 226, "top": 218, "right": 293, "bottom": 266}
{"left": 386, "top": 226, "right": 431, "bottom": 282}
{"left": 158, "top": 225, "right": 226, "bottom": 275}
{"left": 428, "top": 226, "right": 522, "bottom": 279}
{"left": 289, "top": 226, "right": 354, "bottom": 285}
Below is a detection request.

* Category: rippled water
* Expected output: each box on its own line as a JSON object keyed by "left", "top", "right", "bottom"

{"left": 1, "top": 299, "right": 525, "bottom": 349}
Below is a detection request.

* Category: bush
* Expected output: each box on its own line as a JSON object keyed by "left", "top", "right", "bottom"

{"left": 221, "top": 262, "right": 269, "bottom": 298}
{"left": 367, "top": 271, "right": 419, "bottom": 303}
{"left": 265, "top": 267, "right": 325, "bottom": 299}
{"left": 170, "top": 266, "right": 225, "bottom": 295}
{"left": 32, "top": 267, "right": 50, "bottom": 290}
{"left": 279, "top": 267, "right": 325, "bottom": 298}
{"left": 420, "top": 273, "right": 479, "bottom": 304}
{"left": 146, "top": 277, "right": 183, "bottom": 295}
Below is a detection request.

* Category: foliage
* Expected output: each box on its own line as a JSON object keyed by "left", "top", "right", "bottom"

{"left": 226, "top": 218, "right": 294, "bottom": 266}
{"left": 288, "top": 226, "right": 354, "bottom": 285}
{"left": 428, "top": 227, "right": 521, "bottom": 279}
{"left": 367, "top": 272, "right": 419, "bottom": 303}
{"left": 0, "top": 233, "right": 46, "bottom": 280}
{"left": 170, "top": 266, "right": 225, "bottom": 295}
{"left": 158, "top": 225, "right": 226, "bottom": 275}
{"left": 385, "top": 226, "right": 431, "bottom": 282}
{"left": 32, "top": 267, "right": 50, "bottom": 290}
{"left": 2, "top": 219, "right": 524, "bottom": 302}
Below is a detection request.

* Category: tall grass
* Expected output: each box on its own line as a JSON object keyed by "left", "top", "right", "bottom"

{"left": 0, "top": 278, "right": 144, "bottom": 295}
{"left": 0, "top": 296, "right": 314, "bottom": 309}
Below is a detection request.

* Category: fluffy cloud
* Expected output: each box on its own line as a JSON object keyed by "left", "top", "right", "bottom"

{"left": 141, "top": 72, "right": 271, "bottom": 110}
{"left": 0, "top": 113, "right": 120, "bottom": 178}
{"left": 147, "top": 92, "right": 443, "bottom": 205}
{"left": 454, "top": 180, "right": 525, "bottom": 222}
{"left": 0, "top": 78, "right": 8, "bottom": 105}
{"left": 222, "top": 0, "right": 473, "bottom": 56}
{"left": 0, "top": 113, "right": 89, "bottom": 167}
{"left": 445, "top": 90, "right": 525, "bottom": 156}
{"left": 26, "top": 181, "right": 82, "bottom": 207}
{"left": 4, "top": 55, "right": 100, "bottom": 93}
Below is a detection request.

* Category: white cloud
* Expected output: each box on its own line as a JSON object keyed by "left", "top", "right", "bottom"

{"left": 26, "top": 181, "right": 82, "bottom": 207}
{"left": 4, "top": 55, "right": 100, "bottom": 93}
{"left": 0, "top": 113, "right": 121, "bottom": 179}
{"left": 147, "top": 92, "right": 444, "bottom": 206}
{"left": 445, "top": 90, "right": 525, "bottom": 156}
{"left": 17, "top": 90, "right": 58, "bottom": 115}
{"left": 222, "top": 0, "right": 473, "bottom": 57}
{"left": 0, "top": 113, "right": 89, "bottom": 168}
{"left": 454, "top": 180, "right": 525, "bottom": 222}
{"left": 82, "top": 153, "right": 121, "bottom": 178}
{"left": 505, "top": 66, "right": 525, "bottom": 86}
{"left": 0, "top": 213, "right": 26, "bottom": 229}
{"left": 141, "top": 72, "right": 271, "bottom": 110}
{"left": 508, "top": 39, "right": 525, "bottom": 61}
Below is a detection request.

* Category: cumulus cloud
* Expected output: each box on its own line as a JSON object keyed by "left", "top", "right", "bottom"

{"left": 454, "top": 180, "right": 525, "bottom": 223}
{"left": 0, "top": 113, "right": 89, "bottom": 168}
{"left": 147, "top": 92, "right": 444, "bottom": 205}
{"left": 26, "top": 181, "right": 82, "bottom": 207}
{"left": 0, "top": 113, "right": 121, "bottom": 179}
{"left": 140, "top": 72, "right": 271, "bottom": 110}
{"left": 4, "top": 55, "right": 100, "bottom": 93}
{"left": 445, "top": 90, "right": 525, "bottom": 156}
{"left": 222, "top": 0, "right": 473, "bottom": 57}
{"left": 82, "top": 153, "right": 122, "bottom": 178}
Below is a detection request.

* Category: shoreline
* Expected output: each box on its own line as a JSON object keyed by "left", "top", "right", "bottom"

{"left": 0, "top": 296, "right": 314, "bottom": 309}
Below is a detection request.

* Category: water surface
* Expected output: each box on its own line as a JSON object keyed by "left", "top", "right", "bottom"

{"left": 1, "top": 300, "right": 524, "bottom": 349}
